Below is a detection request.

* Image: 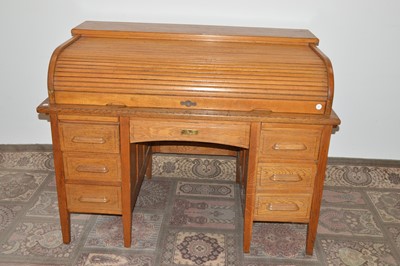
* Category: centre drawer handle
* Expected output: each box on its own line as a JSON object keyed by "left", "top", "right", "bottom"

{"left": 180, "top": 100, "right": 197, "bottom": 107}
{"left": 79, "top": 196, "right": 109, "bottom": 203}
{"left": 270, "top": 174, "right": 302, "bottom": 182}
{"left": 272, "top": 143, "right": 307, "bottom": 151}
{"left": 76, "top": 165, "right": 109, "bottom": 173}
{"left": 106, "top": 102, "right": 126, "bottom": 108}
{"left": 181, "top": 129, "right": 199, "bottom": 135}
{"left": 267, "top": 202, "right": 299, "bottom": 211}
{"left": 72, "top": 136, "right": 106, "bottom": 144}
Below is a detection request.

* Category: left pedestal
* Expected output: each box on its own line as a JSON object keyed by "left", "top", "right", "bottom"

{"left": 49, "top": 114, "right": 133, "bottom": 247}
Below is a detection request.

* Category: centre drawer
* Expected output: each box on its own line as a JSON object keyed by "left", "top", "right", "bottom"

{"left": 130, "top": 119, "right": 250, "bottom": 148}
{"left": 66, "top": 184, "right": 122, "bottom": 214}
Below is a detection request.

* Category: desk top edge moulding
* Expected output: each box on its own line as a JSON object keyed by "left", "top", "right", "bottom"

{"left": 37, "top": 21, "right": 340, "bottom": 256}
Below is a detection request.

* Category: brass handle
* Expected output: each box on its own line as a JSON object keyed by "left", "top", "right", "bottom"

{"left": 78, "top": 196, "right": 109, "bottom": 203}
{"left": 180, "top": 100, "right": 197, "bottom": 107}
{"left": 181, "top": 129, "right": 199, "bottom": 135}
{"left": 267, "top": 202, "right": 299, "bottom": 211}
{"left": 106, "top": 103, "right": 126, "bottom": 108}
{"left": 272, "top": 143, "right": 307, "bottom": 151}
{"left": 71, "top": 136, "right": 106, "bottom": 144}
{"left": 270, "top": 174, "right": 302, "bottom": 182}
{"left": 76, "top": 165, "right": 109, "bottom": 173}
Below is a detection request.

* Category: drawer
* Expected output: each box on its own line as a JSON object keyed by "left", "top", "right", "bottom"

{"left": 63, "top": 153, "right": 121, "bottom": 183}
{"left": 254, "top": 194, "right": 312, "bottom": 222}
{"left": 66, "top": 184, "right": 121, "bottom": 214}
{"left": 130, "top": 119, "right": 250, "bottom": 148}
{"left": 256, "top": 162, "right": 317, "bottom": 191}
{"left": 59, "top": 122, "right": 120, "bottom": 153}
{"left": 260, "top": 125, "right": 322, "bottom": 160}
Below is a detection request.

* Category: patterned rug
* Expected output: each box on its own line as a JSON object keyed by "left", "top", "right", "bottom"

{"left": 0, "top": 145, "right": 400, "bottom": 265}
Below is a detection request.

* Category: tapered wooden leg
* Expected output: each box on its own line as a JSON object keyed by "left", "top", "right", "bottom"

{"left": 306, "top": 125, "right": 333, "bottom": 255}
{"left": 306, "top": 223, "right": 317, "bottom": 255}
{"left": 120, "top": 117, "right": 132, "bottom": 247}
{"left": 243, "top": 122, "right": 261, "bottom": 253}
{"left": 50, "top": 114, "right": 71, "bottom": 244}
{"left": 243, "top": 217, "right": 253, "bottom": 253}
{"left": 55, "top": 174, "right": 71, "bottom": 244}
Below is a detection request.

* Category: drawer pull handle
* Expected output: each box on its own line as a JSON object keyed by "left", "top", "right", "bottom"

{"left": 180, "top": 100, "right": 197, "bottom": 107}
{"left": 72, "top": 136, "right": 106, "bottom": 144}
{"left": 267, "top": 202, "right": 299, "bottom": 211}
{"left": 106, "top": 103, "right": 126, "bottom": 108}
{"left": 272, "top": 143, "right": 307, "bottom": 151}
{"left": 78, "top": 196, "right": 109, "bottom": 203}
{"left": 270, "top": 174, "right": 302, "bottom": 182}
{"left": 76, "top": 165, "right": 109, "bottom": 173}
{"left": 181, "top": 129, "right": 199, "bottom": 135}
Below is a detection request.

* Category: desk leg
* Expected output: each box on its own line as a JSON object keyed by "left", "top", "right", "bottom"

{"left": 120, "top": 117, "right": 132, "bottom": 247}
{"left": 50, "top": 114, "right": 71, "bottom": 244}
{"left": 243, "top": 122, "right": 261, "bottom": 253}
{"left": 306, "top": 125, "right": 332, "bottom": 255}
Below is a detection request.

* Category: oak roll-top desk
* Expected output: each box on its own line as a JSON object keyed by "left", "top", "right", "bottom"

{"left": 37, "top": 21, "right": 340, "bottom": 255}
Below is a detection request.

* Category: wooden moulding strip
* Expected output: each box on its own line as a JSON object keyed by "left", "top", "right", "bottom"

{"left": 71, "top": 21, "right": 320, "bottom": 45}
{"left": 36, "top": 100, "right": 341, "bottom": 126}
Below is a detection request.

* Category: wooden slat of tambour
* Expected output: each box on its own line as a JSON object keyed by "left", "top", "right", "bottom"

{"left": 53, "top": 90, "right": 327, "bottom": 102}
{"left": 54, "top": 71, "right": 327, "bottom": 85}
{"left": 52, "top": 84, "right": 327, "bottom": 97}
{"left": 57, "top": 62, "right": 324, "bottom": 76}
{"left": 54, "top": 69, "right": 327, "bottom": 87}
{"left": 54, "top": 61, "right": 327, "bottom": 75}
{"left": 53, "top": 77, "right": 327, "bottom": 89}
{"left": 56, "top": 60, "right": 326, "bottom": 73}
{"left": 53, "top": 85, "right": 328, "bottom": 98}
{"left": 53, "top": 82, "right": 327, "bottom": 94}
{"left": 55, "top": 68, "right": 327, "bottom": 82}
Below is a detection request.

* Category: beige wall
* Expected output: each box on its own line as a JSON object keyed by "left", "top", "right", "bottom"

{"left": 1, "top": 0, "right": 399, "bottom": 159}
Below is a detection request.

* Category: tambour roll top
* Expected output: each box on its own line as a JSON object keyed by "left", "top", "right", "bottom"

{"left": 48, "top": 21, "right": 334, "bottom": 115}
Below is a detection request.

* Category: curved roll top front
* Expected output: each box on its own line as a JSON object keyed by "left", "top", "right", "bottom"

{"left": 48, "top": 22, "right": 334, "bottom": 115}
